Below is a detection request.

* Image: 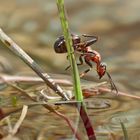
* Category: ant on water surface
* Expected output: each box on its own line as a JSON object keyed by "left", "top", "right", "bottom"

{"left": 54, "top": 34, "right": 118, "bottom": 94}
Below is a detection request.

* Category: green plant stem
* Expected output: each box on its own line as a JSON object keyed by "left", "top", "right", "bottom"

{"left": 56, "top": 1, "right": 97, "bottom": 140}
{"left": 120, "top": 121, "right": 129, "bottom": 140}
{"left": 56, "top": 0, "right": 83, "bottom": 101}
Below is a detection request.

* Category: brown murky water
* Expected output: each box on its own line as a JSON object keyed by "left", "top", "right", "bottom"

{"left": 0, "top": 0, "right": 140, "bottom": 140}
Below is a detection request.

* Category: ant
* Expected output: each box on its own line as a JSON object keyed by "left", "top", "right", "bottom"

{"left": 54, "top": 34, "right": 98, "bottom": 53}
{"left": 54, "top": 34, "right": 118, "bottom": 94}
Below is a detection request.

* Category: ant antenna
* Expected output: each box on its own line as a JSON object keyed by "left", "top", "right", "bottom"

{"left": 106, "top": 71, "right": 118, "bottom": 94}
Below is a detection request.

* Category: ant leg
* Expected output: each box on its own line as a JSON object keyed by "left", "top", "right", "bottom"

{"left": 65, "top": 55, "right": 70, "bottom": 70}
{"left": 80, "top": 68, "right": 92, "bottom": 78}
{"left": 65, "top": 54, "right": 84, "bottom": 70}
{"left": 85, "top": 57, "right": 93, "bottom": 68}
{"left": 65, "top": 51, "right": 76, "bottom": 70}
{"left": 65, "top": 55, "right": 71, "bottom": 70}
{"left": 80, "top": 58, "right": 93, "bottom": 77}
{"left": 82, "top": 34, "right": 98, "bottom": 47}
{"left": 82, "top": 34, "right": 98, "bottom": 38}
{"left": 77, "top": 54, "right": 84, "bottom": 66}
{"left": 65, "top": 65, "right": 71, "bottom": 70}
{"left": 106, "top": 72, "right": 118, "bottom": 94}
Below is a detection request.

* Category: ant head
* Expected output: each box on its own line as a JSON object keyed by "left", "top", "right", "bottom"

{"left": 98, "top": 62, "right": 107, "bottom": 79}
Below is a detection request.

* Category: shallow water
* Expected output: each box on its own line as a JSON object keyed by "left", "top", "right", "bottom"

{"left": 0, "top": 0, "right": 140, "bottom": 139}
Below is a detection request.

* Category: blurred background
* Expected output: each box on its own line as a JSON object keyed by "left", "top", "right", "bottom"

{"left": 0, "top": 1, "right": 140, "bottom": 139}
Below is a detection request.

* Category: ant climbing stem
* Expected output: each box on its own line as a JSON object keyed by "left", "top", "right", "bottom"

{"left": 54, "top": 33, "right": 118, "bottom": 94}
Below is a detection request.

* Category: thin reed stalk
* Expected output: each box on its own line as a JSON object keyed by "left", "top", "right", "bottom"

{"left": 56, "top": 0, "right": 96, "bottom": 139}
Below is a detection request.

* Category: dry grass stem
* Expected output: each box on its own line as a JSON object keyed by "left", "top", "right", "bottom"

{"left": 10, "top": 105, "right": 28, "bottom": 135}
{"left": 2, "top": 105, "right": 28, "bottom": 140}
{"left": 0, "top": 74, "right": 72, "bottom": 86}
{"left": 0, "top": 28, "right": 69, "bottom": 100}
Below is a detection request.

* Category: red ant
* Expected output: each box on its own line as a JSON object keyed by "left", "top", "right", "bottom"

{"left": 54, "top": 34, "right": 118, "bottom": 94}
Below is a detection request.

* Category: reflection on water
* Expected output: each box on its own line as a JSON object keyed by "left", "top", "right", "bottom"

{"left": 1, "top": 80, "right": 140, "bottom": 140}
{"left": 0, "top": 0, "right": 140, "bottom": 139}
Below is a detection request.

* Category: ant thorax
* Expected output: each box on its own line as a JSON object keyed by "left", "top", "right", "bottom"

{"left": 86, "top": 47, "right": 93, "bottom": 52}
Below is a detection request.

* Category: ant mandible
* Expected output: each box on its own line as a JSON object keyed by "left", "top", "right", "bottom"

{"left": 54, "top": 34, "right": 118, "bottom": 94}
